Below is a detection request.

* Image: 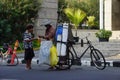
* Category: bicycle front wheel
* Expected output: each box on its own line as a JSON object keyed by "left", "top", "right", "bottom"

{"left": 90, "top": 49, "right": 106, "bottom": 70}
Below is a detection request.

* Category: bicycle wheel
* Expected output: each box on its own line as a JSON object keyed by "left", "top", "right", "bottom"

{"left": 0, "top": 54, "right": 10, "bottom": 65}
{"left": 56, "top": 50, "right": 74, "bottom": 70}
{"left": 0, "top": 54, "right": 3, "bottom": 65}
{"left": 90, "top": 49, "right": 106, "bottom": 70}
{"left": 7, "top": 54, "right": 19, "bottom": 66}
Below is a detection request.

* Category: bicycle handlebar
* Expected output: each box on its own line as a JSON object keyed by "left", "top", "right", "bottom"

{"left": 73, "top": 33, "right": 91, "bottom": 47}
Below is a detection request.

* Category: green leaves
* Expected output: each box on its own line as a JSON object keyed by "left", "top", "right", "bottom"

{"left": 95, "top": 29, "right": 112, "bottom": 39}
{"left": 87, "top": 16, "right": 95, "bottom": 27}
{"left": 0, "top": 0, "right": 42, "bottom": 44}
{"left": 64, "top": 8, "right": 86, "bottom": 29}
{"left": 58, "top": 0, "right": 99, "bottom": 29}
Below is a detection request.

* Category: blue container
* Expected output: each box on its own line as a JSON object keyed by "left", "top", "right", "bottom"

{"left": 55, "top": 25, "right": 63, "bottom": 40}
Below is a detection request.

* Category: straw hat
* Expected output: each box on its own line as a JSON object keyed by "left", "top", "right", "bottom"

{"left": 41, "top": 19, "right": 52, "bottom": 26}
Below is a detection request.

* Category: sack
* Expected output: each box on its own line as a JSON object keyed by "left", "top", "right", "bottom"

{"left": 38, "top": 41, "right": 52, "bottom": 65}
{"left": 50, "top": 45, "right": 58, "bottom": 67}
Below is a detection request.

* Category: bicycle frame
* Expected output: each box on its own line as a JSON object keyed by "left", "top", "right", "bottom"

{"left": 68, "top": 37, "right": 95, "bottom": 60}
{"left": 0, "top": 48, "right": 10, "bottom": 59}
{"left": 57, "top": 35, "right": 106, "bottom": 70}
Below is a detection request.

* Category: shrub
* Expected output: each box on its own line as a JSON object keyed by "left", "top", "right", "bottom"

{"left": 95, "top": 29, "right": 112, "bottom": 39}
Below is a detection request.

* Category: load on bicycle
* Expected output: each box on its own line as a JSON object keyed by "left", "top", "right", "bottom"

{"left": 38, "top": 21, "right": 106, "bottom": 70}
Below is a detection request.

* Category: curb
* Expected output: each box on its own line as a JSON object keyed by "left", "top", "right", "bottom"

{"left": 18, "top": 58, "right": 39, "bottom": 64}
{"left": 112, "top": 61, "right": 120, "bottom": 67}
{"left": 19, "top": 58, "right": 120, "bottom": 67}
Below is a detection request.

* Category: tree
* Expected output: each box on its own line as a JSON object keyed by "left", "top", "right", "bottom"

{"left": 0, "top": 0, "right": 41, "bottom": 44}
{"left": 79, "top": 0, "right": 99, "bottom": 28}
{"left": 58, "top": 0, "right": 68, "bottom": 22}
{"left": 58, "top": 0, "right": 99, "bottom": 29}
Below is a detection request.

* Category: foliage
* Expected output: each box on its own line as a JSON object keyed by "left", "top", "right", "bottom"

{"left": 58, "top": 0, "right": 68, "bottom": 22}
{"left": 79, "top": 0, "right": 99, "bottom": 19}
{"left": 0, "top": 0, "right": 41, "bottom": 44}
{"left": 77, "top": 0, "right": 99, "bottom": 28}
{"left": 0, "top": 40, "right": 40, "bottom": 53}
{"left": 73, "top": 0, "right": 99, "bottom": 29}
{"left": 33, "top": 39, "right": 41, "bottom": 48}
{"left": 65, "top": 0, "right": 81, "bottom": 8}
{"left": 58, "top": 0, "right": 99, "bottom": 29}
{"left": 87, "top": 16, "right": 95, "bottom": 28}
{"left": 64, "top": 8, "right": 86, "bottom": 36}
{"left": 95, "top": 29, "right": 112, "bottom": 39}
{"left": 64, "top": 8, "right": 86, "bottom": 29}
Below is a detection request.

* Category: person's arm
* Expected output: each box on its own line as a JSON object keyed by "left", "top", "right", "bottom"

{"left": 39, "top": 27, "right": 55, "bottom": 40}
{"left": 24, "top": 34, "right": 37, "bottom": 42}
{"left": 39, "top": 31, "right": 54, "bottom": 40}
{"left": 24, "top": 38, "right": 37, "bottom": 42}
{"left": 45, "top": 31, "right": 54, "bottom": 40}
{"left": 39, "top": 35, "right": 48, "bottom": 39}
{"left": 39, "top": 35, "right": 44, "bottom": 38}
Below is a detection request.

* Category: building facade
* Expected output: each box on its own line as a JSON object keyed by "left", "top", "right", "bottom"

{"left": 104, "top": 0, "right": 120, "bottom": 39}
{"left": 34, "top": 0, "right": 120, "bottom": 40}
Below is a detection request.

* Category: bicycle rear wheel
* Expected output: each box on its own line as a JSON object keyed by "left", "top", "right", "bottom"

{"left": 7, "top": 54, "right": 19, "bottom": 66}
{"left": 55, "top": 50, "right": 74, "bottom": 70}
{"left": 0, "top": 54, "right": 10, "bottom": 65}
{"left": 90, "top": 49, "right": 106, "bottom": 70}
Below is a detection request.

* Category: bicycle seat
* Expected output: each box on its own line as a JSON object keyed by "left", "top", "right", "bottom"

{"left": 68, "top": 39, "right": 75, "bottom": 44}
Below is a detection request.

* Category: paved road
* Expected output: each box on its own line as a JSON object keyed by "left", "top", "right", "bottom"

{"left": 0, "top": 64, "right": 120, "bottom": 80}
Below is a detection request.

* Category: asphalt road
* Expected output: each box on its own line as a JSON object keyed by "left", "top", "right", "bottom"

{"left": 0, "top": 64, "right": 120, "bottom": 80}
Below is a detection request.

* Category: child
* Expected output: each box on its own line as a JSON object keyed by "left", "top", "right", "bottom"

{"left": 23, "top": 24, "right": 35, "bottom": 70}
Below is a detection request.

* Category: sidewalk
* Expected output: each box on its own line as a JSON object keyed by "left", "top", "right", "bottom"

{"left": 17, "top": 51, "right": 120, "bottom": 67}
{"left": 105, "top": 54, "right": 120, "bottom": 67}
{"left": 106, "top": 54, "right": 120, "bottom": 60}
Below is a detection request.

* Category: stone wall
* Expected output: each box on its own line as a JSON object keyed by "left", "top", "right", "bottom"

{"left": 34, "top": 0, "right": 58, "bottom": 37}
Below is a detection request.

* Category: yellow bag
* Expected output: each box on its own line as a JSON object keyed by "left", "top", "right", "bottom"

{"left": 50, "top": 45, "right": 58, "bottom": 67}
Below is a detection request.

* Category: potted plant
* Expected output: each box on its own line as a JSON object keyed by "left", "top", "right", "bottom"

{"left": 95, "top": 29, "right": 112, "bottom": 42}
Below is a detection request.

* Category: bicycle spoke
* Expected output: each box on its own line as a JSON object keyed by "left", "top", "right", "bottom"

{"left": 91, "top": 49, "right": 106, "bottom": 70}
{"left": 56, "top": 48, "right": 74, "bottom": 70}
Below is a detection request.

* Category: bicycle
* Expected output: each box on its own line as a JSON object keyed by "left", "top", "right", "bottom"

{"left": 56, "top": 34, "right": 106, "bottom": 70}
{"left": 0, "top": 41, "right": 19, "bottom": 66}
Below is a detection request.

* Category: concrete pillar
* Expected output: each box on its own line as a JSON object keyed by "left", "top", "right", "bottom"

{"left": 34, "top": 0, "right": 58, "bottom": 36}
{"left": 99, "top": 0, "right": 104, "bottom": 29}
{"left": 104, "top": 0, "right": 112, "bottom": 30}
